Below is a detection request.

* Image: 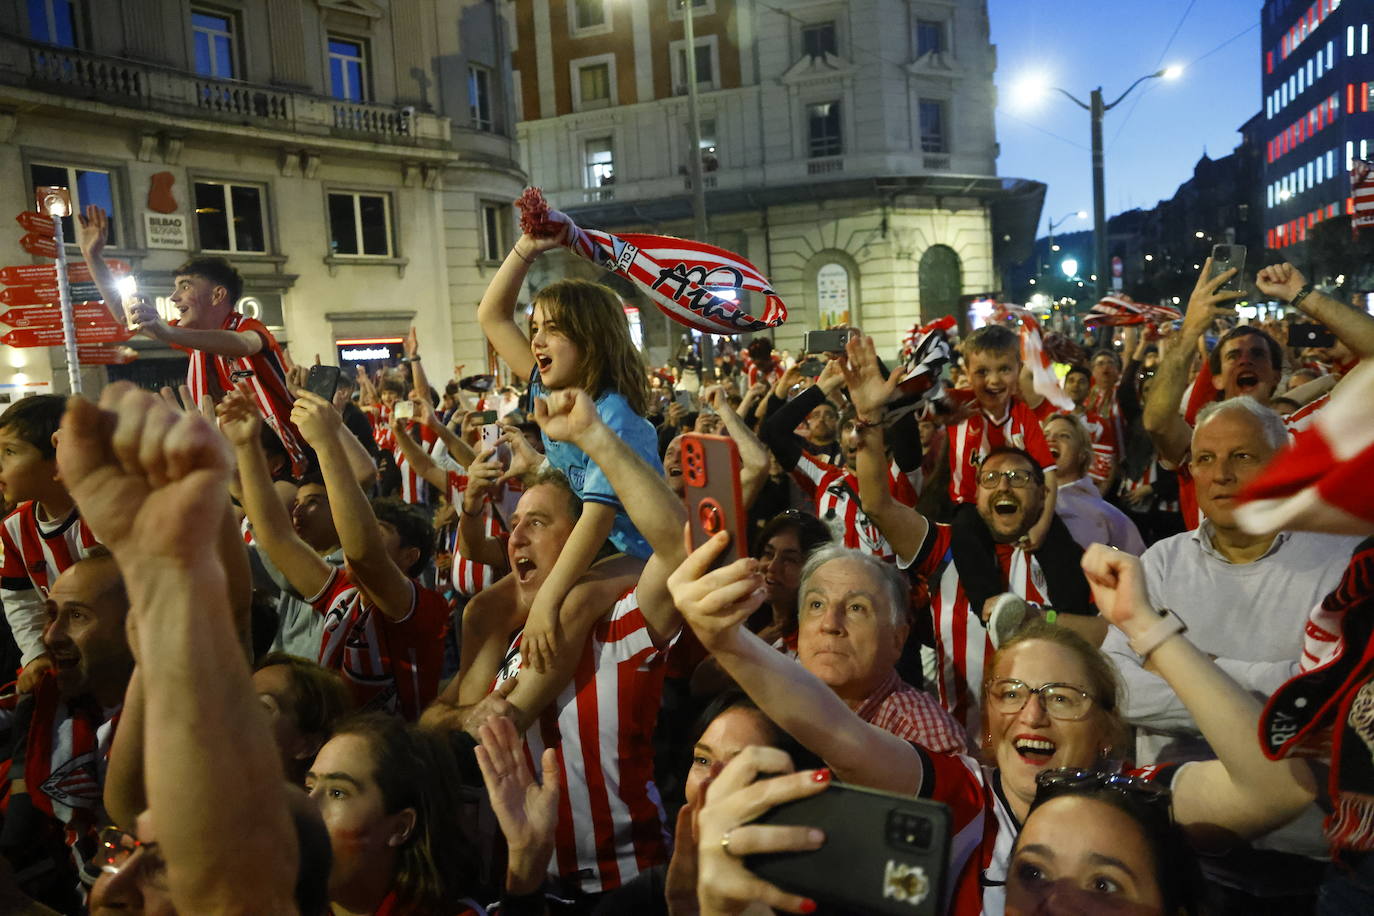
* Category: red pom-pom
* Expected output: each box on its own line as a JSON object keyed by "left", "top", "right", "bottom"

{"left": 516, "top": 187, "right": 558, "bottom": 238}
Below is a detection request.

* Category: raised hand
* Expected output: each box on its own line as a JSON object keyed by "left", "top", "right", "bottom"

{"left": 463, "top": 445, "right": 504, "bottom": 511}
{"left": 1255, "top": 263, "right": 1308, "bottom": 306}
{"left": 1079, "top": 543, "right": 1156, "bottom": 635}
{"left": 289, "top": 391, "right": 343, "bottom": 447}
{"left": 127, "top": 295, "right": 170, "bottom": 340}
{"left": 75, "top": 204, "right": 108, "bottom": 256}
{"left": 534, "top": 388, "right": 603, "bottom": 444}
{"left": 1182, "top": 258, "right": 1243, "bottom": 336}
{"left": 475, "top": 715, "right": 560, "bottom": 895}
{"left": 840, "top": 331, "right": 902, "bottom": 417}
{"left": 57, "top": 384, "right": 232, "bottom": 565}
{"left": 501, "top": 426, "right": 543, "bottom": 483}
{"left": 695, "top": 747, "right": 827, "bottom": 916}
{"left": 215, "top": 382, "right": 264, "bottom": 449}
{"left": 403, "top": 326, "right": 419, "bottom": 360}
{"left": 666, "top": 531, "right": 766, "bottom": 652}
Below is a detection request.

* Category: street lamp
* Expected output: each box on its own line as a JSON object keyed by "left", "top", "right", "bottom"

{"left": 1061, "top": 258, "right": 1079, "bottom": 278}
{"left": 1016, "top": 66, "right": 1182, "bottom": 300}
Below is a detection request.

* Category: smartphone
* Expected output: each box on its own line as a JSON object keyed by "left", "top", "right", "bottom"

{"left": 480, "top": 423, "right": 511, "bottom": 469}
{"left": 392, "top": 400, "right": 415, "bottom": 420}
{"left": 1289, "top": 322, "right": 1336, "bottom": 347}
{"left": 306, "top": 364, "right": 342, "bottom": 401}
{"left": 1208, "top": 244, "right": 1247, "bottom": 294}
{"left": 473, "top": 409, "right": 499, "bottom": 425}
{"left": 798, "top": 357, "right": 825, "bottom": 378}
{"left": 746, "top": 782, "right": 951, "bottom": 916}
{"left": 804, "top": 328, "right": 854, "bottom": 354}
{"left": 681, "top": 434, "right": 748, "bottom": 569}
{"left": 674, "top": 390, "right": 694, "bottom": 410}
{"left": 459, "top": 374, "right": 497, "bottom": 393}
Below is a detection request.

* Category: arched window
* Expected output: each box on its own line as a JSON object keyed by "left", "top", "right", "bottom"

{"left": 918, "top": 244, "right": 962, "bottom": 324}
{"left": 815, "top": 262, "right": 851, "bottom": 327}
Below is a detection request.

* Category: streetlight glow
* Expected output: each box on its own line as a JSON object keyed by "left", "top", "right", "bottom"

{"left": 1011, "top": 73, "right": 1050, "bottom": 108}
{"left": 1144, "top": 254, "right": 1154, "bottom": 261}
{"left": 1194, "top": 230, "right": 1205, "bottom": 238}
{"left": 1061, "top": 258, "right": 1079, "bottom": 277}
{"left": 1075, "top": 210, "right": 1088, "bottom": 219}
{"left": 1161, "top": 65, "right": 1184, "bottom": 80}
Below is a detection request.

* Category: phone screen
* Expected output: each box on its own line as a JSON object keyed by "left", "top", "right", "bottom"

{"left": 1209, "top": 244, "right": 1246, "bottom": 293}
{"left": 306, "top": 365, "right": 342, "bottom": 401}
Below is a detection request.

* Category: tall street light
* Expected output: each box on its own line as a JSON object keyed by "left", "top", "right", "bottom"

{"left": 680, "top": 0, "right": 712, "bottom": 375}
{"left": 1017, "top": 67, "right": 1182, "bottom": 301}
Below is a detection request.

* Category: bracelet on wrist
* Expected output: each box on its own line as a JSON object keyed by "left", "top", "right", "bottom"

{"left": 513, "top": 246, "right": 536, "bottom": 265}
{"left": 1288, "top": 284, "right": 1315, "bottom": 310}
{"left": 1128, "top": 608, "right": 1188, "bottom": 661}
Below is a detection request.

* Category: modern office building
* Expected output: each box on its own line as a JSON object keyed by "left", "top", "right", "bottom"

{"left": 0, "top": 0, "right": 524, "bottom": 397}
{"left": 509, "top": 0, "right": 1044, "bottom": 359}
{"left": 1261, "top": 0, "right": 1374, "bottom": 254}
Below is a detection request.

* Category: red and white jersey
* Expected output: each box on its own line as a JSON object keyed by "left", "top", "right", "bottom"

{"left": 1078, "top": 409, "right": 1119, "bottom": 484}
{"left": 744, "top": 359, "right": 782, "bottom": 389}
{"left": 493, "top": 588, "right": 677, "bottom": 894}
{"left": 1, "top": 504, "right": 102, "bottom": 664}
{"left": 1117, "top": 460, "right": 1181, "bottom": 513}
{"left": 446, "top": 470, "right": 506, "bottom": 597}
{"left": 395, "top": 422, "right": 438, "bottom": 505}
{"left": 309, "top": 568, "right": 448, "bottom": 721}
{"left": 947, "top": 400, "right": 1056, "bottom": 505}
{"left": 789, "top": 453, "right": 915, "bottom": 560}
{"left": 902, "top": 524, "right": 1050, "bottom": 735}
{"left": 1283, "top": 391, "right": 1329, "bottom": 433}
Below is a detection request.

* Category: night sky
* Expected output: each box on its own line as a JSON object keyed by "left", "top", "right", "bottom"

{"left": 990, "top": 0, "right": 1262, "bottom": 236}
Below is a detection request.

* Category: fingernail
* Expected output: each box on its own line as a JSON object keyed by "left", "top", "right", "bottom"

{"left": 812, "top": 768, "right": 831, "bottom": 783}
{"left": 800, "top": 899, "right": 817, "bottom": 914}
{"left": 808, "top": 828, "right": 825, "bottom": 845}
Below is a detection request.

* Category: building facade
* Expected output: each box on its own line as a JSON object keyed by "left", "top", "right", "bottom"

{"left": 0, "top": 0, "right": 524, "bottom": 398}
{"left": 1261, "top": 0, "right": 1374, "bottom": 254}
{"left": 510, "top": 0, "right": 1043, "bottom": 359}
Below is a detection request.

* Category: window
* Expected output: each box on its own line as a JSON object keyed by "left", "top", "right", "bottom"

{"left": 574, "top": 0, "right": 606, "bottom": 30}
{"left": 920, "top": 100, "right": 947, "bottom": 153}
{"left": 816, "top": 263, "right": 851, "bottom": 327}
{"left": 327, "top": 192, "right": 392, "bottom": 257}
{"left": 674, "top": 42, "right": 715, "bottom": 92}
{"left": 576, "top": 61, "right": 612, "bottom": 108}
{"left": 696, "top": 117, "right": 719, "bottom": 170}
{"left": 480, "top": 202, "right": 510, "bottom": 262}
{"left": 584, "top": 137, "right": 615, "bottom": 188}
{"left": 28, "top": 0, "right": 77, "bottom": 47}
{"left": 328, "top": 37, "right": 368, "bottom": 102}
{"left": 29, "top": 162, "right": 116, "bottom": 246}
{"left": 194, "top": 181, "right": 266, "bottom": 253}
{"left": 807, "top": 101, "right": 842, "bottom": 157}
{"left": 468, "top": 65, "right": 493, "bottom": 130}
{"left": 916, "top": 19, "right": 944, "bottom": 56}
{"left": 192, "top": 9, "right": 235, "bottom": 79}
{"left": 801, "top": 21, "right": 837, "bottom": 58}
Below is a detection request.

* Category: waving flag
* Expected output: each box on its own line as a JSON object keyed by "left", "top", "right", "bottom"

{"left": 897, "top": 315, "right": 955, "bottom": 402}
{"left": 1084, "top": 293, "right": 1182, "bottom": 328}
{"left": 1237, "top": 359, "right": 1374, "bottom": 536}
{"left": 992, "top": 302, "right": 1074, "bottom": 411}
{"left": 1354, "top": 159, "right": 1374, "bottom": 235}
{"left": 516, "top": 188, "right": 787, "bottom": 335}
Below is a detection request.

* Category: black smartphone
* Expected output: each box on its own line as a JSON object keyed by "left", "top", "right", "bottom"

{"left": 1208, "top": 244, "right": 1247, "bottom": 293}
{"left": 681, "top": 433, "right": 747, "bottom": 570}
{"left": 804, "top": 328, "right": 854, "bottom": 354}
{"left": 746, "top": 782, "right": 951, "bottom": 916}
{"left": 798, "top": 357, "right": 825, "bottom": 378}
{"left": 1289, "top": 322, "right": 1336, "bottom": 348}
{"left": 306, "top": 364, "right": 342, "bottom": 401}
{"left": 459, "top": 374, "right": 497, "bottom": 393}
{"left": 472, "top": 409, "right": 499, "bottom": 425}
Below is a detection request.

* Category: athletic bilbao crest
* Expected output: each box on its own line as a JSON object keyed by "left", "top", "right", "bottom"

{"left": 41, "top": 751, "right": 101, "bottom": 807}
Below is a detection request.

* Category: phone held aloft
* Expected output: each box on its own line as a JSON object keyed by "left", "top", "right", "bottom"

{"left": 392, "top": 400, "right": 415, "bottom": 420}
{"left": 1208, "top": 244, "right": 1247, "bottom": 294}
{"left": 305, "top": 365, "right": 342, "bottom": 401}
{"left": 803, "top": 328, "right": 855, "bottom": 354}
{"left": 480, "top": 423, "right": 511, "bottom": 470}
{"left": 746, "top": 782, "right": 951, "bottom": 916}
{"left": 681, "top": 433, "right": 747, "bottom": 569}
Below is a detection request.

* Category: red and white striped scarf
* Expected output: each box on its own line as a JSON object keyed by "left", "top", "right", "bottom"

{"left": 991, "top": 303, "right": 1074, "bottom": 412}
{"left": 1084, "top": 293, "right": 1181, "bottom": 328}
{"left": 1353, "top": 159, "right": 1374, "bottom": 233}
{"left": 516, "top": 188, "right": 787, "bottom": 335}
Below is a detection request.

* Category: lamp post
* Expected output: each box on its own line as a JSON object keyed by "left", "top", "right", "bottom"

{"left": 679, "top": 0, "right": 712, "bottom": 378}
{"left": 1036, "top": 68, "right": 1181, "bottom": 301}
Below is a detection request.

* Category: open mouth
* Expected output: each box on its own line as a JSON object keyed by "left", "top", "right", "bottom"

{"left": 51, "top": 653, "right": 80, "bottom": 671}
{"left": 993, "top": 497, "right": 1020, "bottom": 516}
{"left": 1048, "top": 446, "right": 1061, "bottom": 460}
{"left": 1235, "top": 371, "right": 1259, "bottom": 390}
{"left": 1013, "top": 735, "right": 1056, "bottom": 763}
{"left": 535, "top": 355, "right": 553, "bottom": 373}
{"left": 513, "top": 556, "right": 538, "bottom": 582}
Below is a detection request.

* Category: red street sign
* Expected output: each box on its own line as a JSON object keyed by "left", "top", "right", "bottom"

{"left": 2, "top": 323, "right": 134, "bottom": 348}
{"left": 0, "top": 283, "right": 102, "bottom": 306}
{"left": 76, "top": 345, "right": 138, "bottom": 365}
{"left": 15, "top": 211, "right": 55, "bottom": 236}
{"left": 0, "top": 303, "right": 124, "bottom": 331}
{"left": 0, "top": 261, "right": 130, "bottom": 286}
{"left": 20, "top": 233, "right": 59, "bottom": 259}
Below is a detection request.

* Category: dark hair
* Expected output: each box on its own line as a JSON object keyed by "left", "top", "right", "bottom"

{"left": 963, "top": 324, "right": 1020, "bottom": 359}
{"left": 329, "top": 713, "right": 478, "bottom": 911}
{"left": 979, "top": 445, "right": 1045, "bottom": 486}
{"left": 1090, "top": 348, "right": 1122, "bottom": 369}
{"left": 1208, "top": 326, "right": 1282, "bottom": 375}
{"left": 689, "top": 690, "right": 824, "bottom": 774}
{"left": 532, "top": 279, "right": 651, "bottom": 415}
{"left": 0, "top": 394, "right": 67, "bottom": 459}
{"left": 525, "top": 467, "right": 583, "bottom": 522}
{"left": 370, "top": 498, "right": 434, "bottom": 577}
{"left": 254, "top": 652, "right": 353, "bottom": 752}
{"left": 380, "top": 380, "right": 406, "bottom": 397}
{"left": 173, "top": 255, "right": 243, "bottom": 305}
{"left": 752, "top": 510, "right": 832, "bottom": 560}
{"left": 1064, "top": 364, "right": 1091, "bottom": 383}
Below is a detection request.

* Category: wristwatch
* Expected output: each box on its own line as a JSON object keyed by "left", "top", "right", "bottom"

{"left": 1289, "top": 284, "right": 1315, "bottom": 310}
{"left": 1129, "top": 608, "right": 1187, "bottom": 661}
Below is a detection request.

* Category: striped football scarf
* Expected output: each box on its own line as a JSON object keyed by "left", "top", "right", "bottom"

{"left": 1084, "top": 293, "right": 1182, "bottom": 328}
{"left": 991, "top": 302, "right": 1074, "bottom": 411}
{"left": 516, "top": 187, "right": 788, "bottom": 335}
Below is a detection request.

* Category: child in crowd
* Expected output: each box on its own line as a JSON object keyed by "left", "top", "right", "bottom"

{"left": 0, "top": 396, "right": 100, "bottom": 691}
{"left": 477, "top": 225, "right": 658, "bottom": 672}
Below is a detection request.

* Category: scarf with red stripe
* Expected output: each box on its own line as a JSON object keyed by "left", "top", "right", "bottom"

{"left": 1353, "top": 159, "right": 1374, "bottom": 234}
{"left": 515, "top": 188, "right": 787, "bottom": 335}
{"left": 1084, "top": 293, "right": 1181, "bottom": 328}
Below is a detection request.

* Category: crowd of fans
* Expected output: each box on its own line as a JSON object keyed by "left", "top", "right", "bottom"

{"left": 0, "top": 204, "right": 1371, "bottom": 915}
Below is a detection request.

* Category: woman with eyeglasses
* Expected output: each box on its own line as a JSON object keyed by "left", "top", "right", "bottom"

{"left": 670, "top": 541, "right": 1316, "bottom": 915}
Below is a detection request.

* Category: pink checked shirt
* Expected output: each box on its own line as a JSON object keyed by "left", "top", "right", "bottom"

{"left": 854, "top": 670, "right": 969, "bottom": 755}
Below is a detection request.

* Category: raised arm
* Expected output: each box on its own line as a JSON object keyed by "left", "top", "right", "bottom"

{"left": 667, "top": 534, "right": 922, "bottom": 795}
{"left": 477, "top": 227, "right": 567, "bottom": 382}
{"left": 456, "top": 447, "right": 511, "bottom": 568}
{"left": 1259, "top": 262, "right": 1374, "bottom": 361}
{"left": 60, "top": 387, "right": 297, "bottom": 915}
{"left": 75, "top": 205, "right": 127, "bottom": 324}
{"left": 704, "top": 385, "right": 772, "bottom": 508}
{"left": 1081, "top": 545, "right": 1316, "bottom": 843}
{"left": 392, "top": 415, "right": 449, "bottom": 493}
{"left": 415, "top": 394, "right": 476, "bottom": 468}
{"left": 218, "top": 384, "right": 333, "bottom": 599}
{"left": 1144, "top": 261, "right": 1241, "bottom": 465}
{"left": 292, "top": 392, "right": 413, "bottom": 619}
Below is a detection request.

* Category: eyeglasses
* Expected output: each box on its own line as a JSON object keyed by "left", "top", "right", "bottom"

{"left": 985, "top": 678, "right": 1095, "bottom": 721}
{"left": 1033, "top": 767, "right": 1173, "bottom": 811}
{"left": 97, "top": 826, "right": 168, "bottom": 888}
{"left": 977, "top": 469, "right": 1035, "bottom": 489}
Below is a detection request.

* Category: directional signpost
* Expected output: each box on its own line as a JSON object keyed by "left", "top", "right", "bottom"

{"left": 0, "top": 261, "right": 129, "bottom": 286}
{"left": 15, "top": 211, "right": 54, "bottom": 235}
{"left": 20, "top": 191, "right": 82, "bottom": 392}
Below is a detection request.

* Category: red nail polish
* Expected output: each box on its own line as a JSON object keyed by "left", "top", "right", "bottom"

{"left": 800, "top": 899, "right": 818, "bottom": 914}
{"left": 812, "top": 768, "right": 831, "bottom": 783}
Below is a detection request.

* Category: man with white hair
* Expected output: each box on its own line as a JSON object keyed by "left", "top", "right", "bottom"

{"left": 1103, "top": 395, "right": 1362, "bottom": 899}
